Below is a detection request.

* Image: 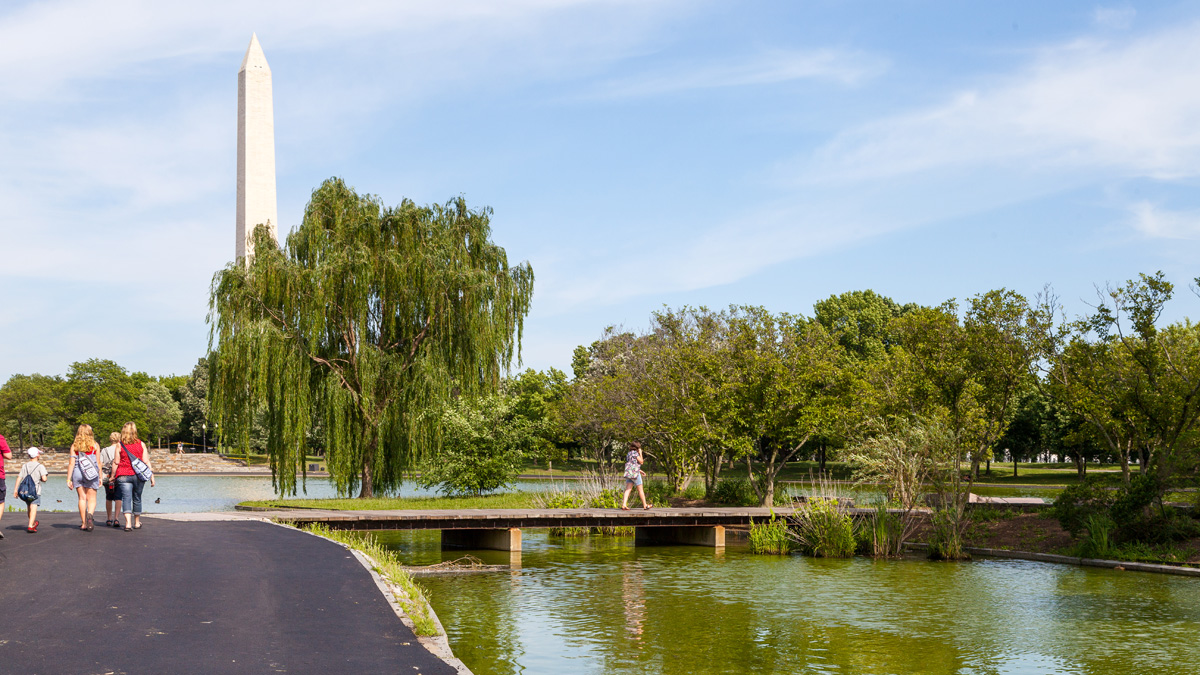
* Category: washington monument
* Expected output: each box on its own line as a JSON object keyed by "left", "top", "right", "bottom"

{"left": 236, "top": 33, "right": 278, "bottom": 261}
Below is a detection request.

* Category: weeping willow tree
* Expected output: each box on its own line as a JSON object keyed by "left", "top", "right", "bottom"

{"left": 208, "top": 178, "right": 534, "bottom": 497}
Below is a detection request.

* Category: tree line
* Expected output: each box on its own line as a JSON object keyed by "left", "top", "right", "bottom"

{"left": 553, "top": 274, "right": 1200, "bottom": 509}
{"left": 0, "top": 357, "right": 209, "bottom": 450}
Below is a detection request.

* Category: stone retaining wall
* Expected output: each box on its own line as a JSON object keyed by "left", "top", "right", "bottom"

{"left": 11, "top": 451, "right": 268, "bottom": 474}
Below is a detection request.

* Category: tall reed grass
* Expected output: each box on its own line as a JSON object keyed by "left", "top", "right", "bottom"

{"left": 748, "top": 511, "right": 793, "bottom": 554}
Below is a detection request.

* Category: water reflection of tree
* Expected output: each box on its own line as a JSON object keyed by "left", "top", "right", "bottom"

{"left": 423, "top": 574, "right": 522, "bottom": 675}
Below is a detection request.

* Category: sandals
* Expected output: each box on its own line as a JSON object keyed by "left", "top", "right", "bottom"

{"left": 124, "top": 525, "right": 132, "bottom": 532}
{"left": 86, "top": 514, "right": 94, "bottom": 531}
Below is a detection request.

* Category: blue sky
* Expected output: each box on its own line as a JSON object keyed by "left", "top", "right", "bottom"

{"left": 4, "top": 1, "right": 1200, "bottom": 382}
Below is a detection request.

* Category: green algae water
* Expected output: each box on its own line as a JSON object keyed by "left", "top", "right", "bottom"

{"left": 376, "top": 530, "right": 1200, "bottom": 675}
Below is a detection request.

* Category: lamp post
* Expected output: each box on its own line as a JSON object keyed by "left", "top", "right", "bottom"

{"left": 203, "top": 423, "right": 207, "bottom": 454}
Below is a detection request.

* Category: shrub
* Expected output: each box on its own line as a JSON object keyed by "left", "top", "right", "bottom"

{"left": 538, "top": 490, "right": 586, "bottom": 509}
{"left": 749, "top": 512, "right": 793, "bottom": 554}
{"left": 641, "top": 479, "right": 675, "bottom": 506}
{"left": 709, "top": 478, "right": 758, "bottom": 506}
{"left": 1109, "top": 474, "right": 1159, "bottom": 532}
{"left": 789, "top": 497, "right": 855, "bottom": 558}
{"left": 1051, "top": 477, "right": 1116, "bottom": 536}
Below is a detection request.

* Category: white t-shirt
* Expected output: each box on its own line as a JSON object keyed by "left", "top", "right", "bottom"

{"left": 16, "top": 460, "right": 48, "bottom": 496}
{"left": 100, "top": 444, "right": 119, "bottom": 474}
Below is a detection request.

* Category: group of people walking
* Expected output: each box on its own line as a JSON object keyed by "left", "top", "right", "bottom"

{"left": 0, "top": 422, "right": 154, "bottom": 536}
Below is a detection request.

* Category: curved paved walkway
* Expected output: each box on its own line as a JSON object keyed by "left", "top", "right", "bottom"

{"left": 0, "top": 513, "right": 457, "bottom": 674}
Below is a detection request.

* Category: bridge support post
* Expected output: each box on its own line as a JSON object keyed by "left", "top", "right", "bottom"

{"left": 441, "top": 528, "right": 522, "bottom": 552}
{"left": 635, "top": 525, "right": 725, "bottom": 548}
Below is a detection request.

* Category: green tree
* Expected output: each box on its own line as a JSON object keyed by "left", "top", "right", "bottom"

{"left": 727, "top": 307, "right": 849, "bottom": 506}
{"left": 180, "top": 357, "right": 210, "bottom": 442}
{"left": 813, "top": 289, "right": 916, "bottom": 360}
{"left": 0, "top": 373, "right": 62, "bottom": 449}
{"left": 962, "top": 289, "right": 1043, "bottom": 476}
{"left": 418, "top": 394, "right": 538, "bottom": 495}
{"left": 140, "top": 381, "right": 183, "bottom": 448}
{"left": 1042, "top": 273, "right": 1200, "bottom": 495}
{"left": 61, "top": 359, "right": 143, "bottom": 438}
{"left": 208, "top": 178, "right": 534, "bottom": 497}
{"left": 505, "top": 368, "right": 571, "bottom": 465}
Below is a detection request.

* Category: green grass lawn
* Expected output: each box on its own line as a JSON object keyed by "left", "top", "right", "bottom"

{"left": 239, "top": 492, "right": 542, "bottom": 511}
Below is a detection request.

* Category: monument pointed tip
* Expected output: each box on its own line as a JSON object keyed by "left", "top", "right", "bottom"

{"left": 239, "top": 33, "right": 270, "bottom": 73}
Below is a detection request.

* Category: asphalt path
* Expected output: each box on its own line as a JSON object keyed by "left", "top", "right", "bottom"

{"left": 0, "top": 512, "right": 458, "bottom": 674}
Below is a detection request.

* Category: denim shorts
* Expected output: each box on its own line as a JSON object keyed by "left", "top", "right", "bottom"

{"left": 72, "top": 466, "right": 101, "bottom": 491}
{"left": 626, "top": 474, "right": 643, "bottom": 487}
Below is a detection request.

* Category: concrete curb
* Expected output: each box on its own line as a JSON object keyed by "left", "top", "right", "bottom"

{"left": 905, "top": 542, "right": 1200, "bottom": 577}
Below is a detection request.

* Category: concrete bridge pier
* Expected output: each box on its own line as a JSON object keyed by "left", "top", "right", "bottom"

{"left": 635, "top": 525, "right": 725, "bottom": 548}
{"left": 441, "top": 528, "right": 522, "bottom": 552}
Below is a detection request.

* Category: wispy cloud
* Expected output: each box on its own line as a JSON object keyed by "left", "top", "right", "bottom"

{"left": 1130, "top": 202, "right": 1200, "bottom": 240}
{"left": 587, "top": 48, "right": 887, "bottom": 98}
{"left": 0, "top": 0, "right": 678, "bottom": 101}
{"left": 802, "top": 23, "right": 1200, "bottom": 184}
{"left": 545, "top": 20, "right": 1200, "bottom": 309}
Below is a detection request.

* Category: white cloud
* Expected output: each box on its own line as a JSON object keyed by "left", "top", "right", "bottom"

{"left": 1130, "top": 202, "right": 1200, "bottom": 240}
{"left": 545, "top": 20, "right": 1200, "bottom": 310}
{"left": 802, "top": 23, "right": 1200, "bottom": 184}
{"left": 587, "top": 48, "right": 887, "bottom": 98}
{"left": 0, "top": 0, "right": 676, "bottom": 102}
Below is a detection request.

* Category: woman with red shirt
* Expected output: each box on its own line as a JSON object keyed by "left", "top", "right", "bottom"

{"left": 114, "top": 422, "right": 155, "bottom": 531}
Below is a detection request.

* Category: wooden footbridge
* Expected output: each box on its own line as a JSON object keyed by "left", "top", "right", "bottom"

{"left": 251, "top": 506, "right": 807, "bottom": 550}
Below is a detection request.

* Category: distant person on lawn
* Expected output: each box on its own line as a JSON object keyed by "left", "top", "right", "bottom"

{"left": 621, "top": 441, "right": 650, "bottom": 511}
{"left": 0, "top": 433, "right": 11, "bottom": 538}
{"left": 100, "top": 432, "right": 122, "bottom": 527}
{"left": 66, "top": 424, "right": 102, "bottom": 531}
{"left": 113, "top": 422, "right": 155, "bottom": 531}
{"left": 16, "top": 447, "right": 49, "bottom": 533}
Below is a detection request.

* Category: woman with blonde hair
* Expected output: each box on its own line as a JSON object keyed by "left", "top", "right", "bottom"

{"left": 113, "top": 422, "right": 155, "bottom": 531}
{"left": 66, "top": 423, "right": 102, "bottom": 531}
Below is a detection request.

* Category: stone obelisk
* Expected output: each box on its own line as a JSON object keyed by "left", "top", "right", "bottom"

{"left": 236, "top": 33, "right": 278, "bottom": 261}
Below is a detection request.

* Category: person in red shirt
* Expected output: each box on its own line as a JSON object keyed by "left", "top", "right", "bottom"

{"left": 113, "top": 422, "right": 155, "bottom": 531}
{"left": 0, "top": 434, "right": 12, "bottom": 539}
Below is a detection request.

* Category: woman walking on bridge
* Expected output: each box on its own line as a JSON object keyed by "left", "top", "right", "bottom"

{"left": 620, "top": 441, "right": 650, "bottom": 511}
{"left": 113, "top": 422, "right": 155, "bottom": 532}
{"left": 66, "top": 424, "right": 101, "bottom": 531}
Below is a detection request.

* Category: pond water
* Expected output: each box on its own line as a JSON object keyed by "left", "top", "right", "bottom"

{"left": 383, "top": 531, "right": 1200, "bottom": 675}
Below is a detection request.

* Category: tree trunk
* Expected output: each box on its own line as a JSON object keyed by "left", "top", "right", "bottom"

{"left": 1119, "top": 439, "right": 1131, "bottom": 486}
{"left": 986, "top": 459, "right": 991, "bottom": 476}
{"left": 1013, "top": 458, "right": 1018, "bottom": 478}
{"left": 359, "top": 437, "right": 375, "bottom": 498}
{"left": 1073, "top": 452, "right": 1085, "bottom": 479}
{"left": 818, "top": 445, "right": 826, "bottom": 474}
